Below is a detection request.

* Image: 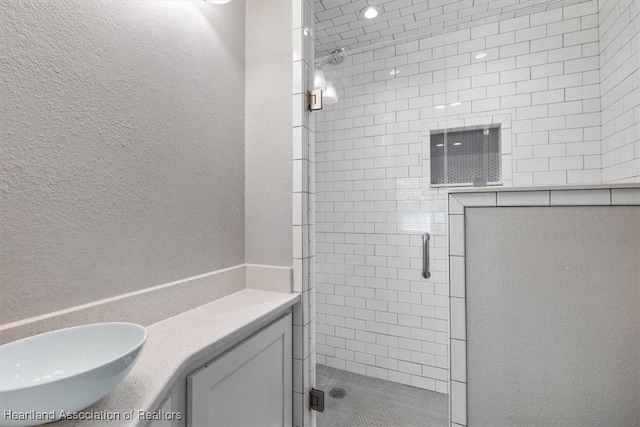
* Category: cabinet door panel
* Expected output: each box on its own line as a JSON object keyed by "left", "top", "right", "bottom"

{"left": 188, "top": 314, "right": 292, "bottom": 427}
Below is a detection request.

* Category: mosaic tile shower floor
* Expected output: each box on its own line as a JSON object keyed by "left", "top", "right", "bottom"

{"left": 316, "top": 365, "right": 448, "bottom": 427}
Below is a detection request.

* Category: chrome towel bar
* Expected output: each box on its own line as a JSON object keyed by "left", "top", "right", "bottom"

{"left": 422, "top": 233, "right": 431, "bottom": 279}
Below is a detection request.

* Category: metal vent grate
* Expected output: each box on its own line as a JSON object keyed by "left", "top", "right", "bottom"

{"left": 430, "top": 127, "right": 501, "bottom": 186}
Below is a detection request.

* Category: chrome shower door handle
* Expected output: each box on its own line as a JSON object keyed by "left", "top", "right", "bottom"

{"left": 422, "top": 233, "right": 431, "bottom": 279}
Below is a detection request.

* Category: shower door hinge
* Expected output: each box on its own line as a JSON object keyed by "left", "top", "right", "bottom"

{"left": 308, "top": 89, "right": 323, "bottom": 111}
{"left": 310, "top": 388, "right": 325, "bottom": 412}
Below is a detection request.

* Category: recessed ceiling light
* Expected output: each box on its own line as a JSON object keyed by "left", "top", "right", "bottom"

{"left": 453, "top": 142, "right": 462, "bottom": 146}
{"left": 362, "top": 6, "right": 380, "bottom": 19}
{"left": 435, "top": 105, "right": 445, "bottom": 109}
{"left": 436, "top": 144, "right": 444, "bottom": 147}
{"left": 475, "top": 52, "right": 487, "bottom": 59}
{"left": 389, "top": 68, "right": 400, "bottom": 76}
{"left": 449, "top": 102, "right": 461, "bottom": 106}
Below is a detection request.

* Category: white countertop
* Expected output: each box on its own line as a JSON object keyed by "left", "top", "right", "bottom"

{"left": 50, "top": 289, "right": 300, "bottom": 427}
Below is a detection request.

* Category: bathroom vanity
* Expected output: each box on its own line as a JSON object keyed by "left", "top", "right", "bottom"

{"left": 41, "top": 289, "right": 299, "bottom": 427}
{"left": 153, "top": 313, "right": 292, "bottom": 427}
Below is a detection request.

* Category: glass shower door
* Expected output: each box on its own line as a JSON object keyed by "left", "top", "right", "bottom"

{"left": 313, "top": 17, "right": 451, "bottom": 427}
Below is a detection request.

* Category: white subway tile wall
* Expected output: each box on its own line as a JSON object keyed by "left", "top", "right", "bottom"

{"left": 599, "top": 0, "right": 640, "bottom": 182}
{"left": 314, "top": 0, "right": 605, "bottom": 392}
{"left": 293, "top": 1, "right": 316, "bottom": 426}
{"left": 313, "top": 0, "right": 593, "bottom": 58}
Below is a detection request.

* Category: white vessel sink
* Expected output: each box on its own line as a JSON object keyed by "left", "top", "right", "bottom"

{"left": 0, "top": 322, "right": 147, "bottom": 426}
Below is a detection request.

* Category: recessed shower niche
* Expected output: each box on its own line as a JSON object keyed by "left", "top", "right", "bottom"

{"left": 430, "top": 127, "right": 501, "bottom": 187}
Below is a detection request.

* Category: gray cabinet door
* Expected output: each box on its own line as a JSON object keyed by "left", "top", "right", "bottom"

{"left": 187, "top": 314, "right": 292, "bottom": 427}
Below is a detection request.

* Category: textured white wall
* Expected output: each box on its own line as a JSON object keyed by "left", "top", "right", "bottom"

{"left": 599, "top": 0, "right": 640, "bottom": 182}
{"left": 465, "top": 206, "right": 640, "bottom": 426}
{"left": 245, "top": 0, "right": 293, "bottom": 266}
{"left": 0, "top": 0, "right": 246, "bottom": 323}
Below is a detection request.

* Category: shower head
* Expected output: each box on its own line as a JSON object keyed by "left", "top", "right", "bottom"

{"left": 325, "top": 48, "right": 346, "bottom": 66}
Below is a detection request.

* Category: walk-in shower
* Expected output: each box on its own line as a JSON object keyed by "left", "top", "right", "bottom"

{"left": 311, "top": 0, "right": 615, "bottom": 425}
